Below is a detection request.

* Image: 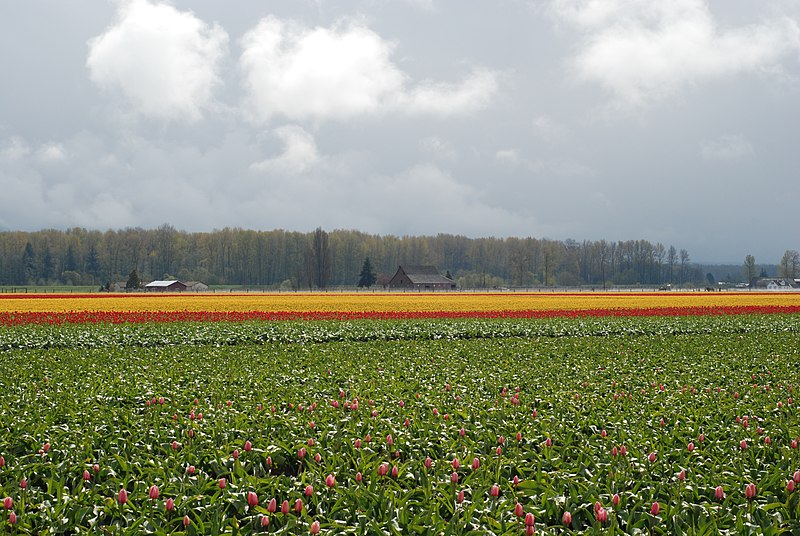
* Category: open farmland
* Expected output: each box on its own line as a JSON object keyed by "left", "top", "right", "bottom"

{"left": 1, "top": 294, "right": 800, "bottom": 534}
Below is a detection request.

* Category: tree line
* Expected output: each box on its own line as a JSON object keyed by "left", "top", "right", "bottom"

{"left": 0, "top": 225, "right": 793, "bottom": 289}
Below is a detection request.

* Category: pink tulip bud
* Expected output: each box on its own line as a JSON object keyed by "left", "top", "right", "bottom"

{"left": 562, "top": 511, "right": 571, "bottom": 525}
{"left": 267, "top": 498, "right": 277, "bottom": 512}
{"left": 183, "top": 515, "right": 191, "bottom": 527}
{"left": 496, "top": 446, "right": 502, "bottom": 456}
{"left": 687, "top": 442, "right": 694, "bottom": 452}
{"left": 526, "top": 512, "right": 535, "bottom": 526}
{"left": 424, "top": 457, "right": 432, "bottom": 469}
{"left": 149, "top": 485, "right": 159, "bottom": 500}
{"left": 612, "top": 446, "right": 618, "bottom": 457}
{"left": 601, "top": 429, "right": 607, "bottom": 437}
{"left": 8, "top": 512, "right": 16, "bottom": 525}
{"left": 0, "top": 456, "right": 4, "bottom": 467}
{"left": 117, "top": 488, "right": 128, "bottom": 504}
{"left": 232, "top": 449, "right": 239, "bottom": 460}
{"left": 166, "top": 497, "right": 175, "bottom": 511}
{"left": 457, "top": 490, "right": 465, "bottom": 503}
{"left": 391, "top": 465, "right": 398, "bottom": 478}
{"left": 244, "top": 440, "right": 252, "bottom": 452}
{"left": 404, "top": 418, "right": 410, "bottom": 427}
{"left": 310, "top": 520, "right": 320, "bottom": 534}
{"left": 295, "top": 498, "right": 303, "bottom": 513}
{"left": 794, "top": 470, "right": 800, "bottom": 483}
{"left": 740, "top": 439, "right": 747, "bottom": 450}
{"left": 620, "top": 445, "right": 627, "bottom": 457}
{"left": 545, "top": 437, "right": 553, "bottom": 447}
{"left": 386, "top": 434, "right": 393, "bottom": 446}
{"left": 451, "top": 472, "right": 459, "bottom": 483}
{"left": 745, "top": 483, "right": 756, "bottom": 500}
{"left": 451, "top": 458, "right": 460, "bottom": 470}
{"left": 490, "top": 484, "right": 499, "bottom": 497}
{"left": 715, "top": 485, "right": 725, "bottom": 500}
{"left": 314, "top": 453, "right": 322, "bottom": 463}
{"left": 514, "top": 502, "right": 524, "bottom": 517}
{"left": 3, "top": 497, "right": 12, "bottom": 510}
{"left": 326, "top": 474, "right": 336, "bottom": 488}
{"left": 612, "top": 493, "right": 620, "bottom": 507}
{"left": 596, "top": 506, "right": 608, "bottom": 524}
{"left": 648, "top": 452, "right": 656, "bottom": 463}
{"left": 650, "top": 501, "right": 660, "bottom": 516}
{"left": 219, "top": 478, "right": 226, "bottom": 489}
{"left": 281, "top": 499, "right": 290, "bottom": 514}
{"left": 678, "top": 469, "right": 686, "bottom": 481}
{"left": 471, "top": 457, "right": 480, "bottom": 470}
{"left": 787, "top": 480, "right": 795, "bottom": 492}
{"left": 365, "top": 434, "right": 371, "bottom": 443}
{"left": 267, "top": 456, "right": 272, "bottom": 466}
{"left": 356, "top": 471, "right": 363, "bottom": 483}
{"left": 246, "top": 491, "right": 258, "bottom": 508}
{"left": 19, "top": 478, "right": 27, "bottom": 490}
{"left": 513, "top": 475, "right": 520, "bottom": 486}
{"left": 83, "top": 470, "right": 91, "bottom": 481}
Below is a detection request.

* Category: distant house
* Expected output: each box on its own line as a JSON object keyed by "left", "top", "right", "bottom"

{"left": 185, "top": 281, "right": 209, "bottom": 292}
{"left": 754, "top": 278, "right": 797, "bottom": 290}
{"left": 145, "top": 280, "right": 188, "bottom": 292}
{"left": 388, "top": 265, "right": 456, "bottom": 290}
{"left": 110, "top": 281, "right": 128, "bottom": 292}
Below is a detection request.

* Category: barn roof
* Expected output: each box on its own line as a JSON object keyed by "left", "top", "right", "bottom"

{"left": 145, "top": 280, "right": 185, "bottom": 288}
{"left": 398, "top": 265, "right": 454, "bottom": 285}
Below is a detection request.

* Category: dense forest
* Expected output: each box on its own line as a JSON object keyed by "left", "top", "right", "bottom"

{"left": 0, "top": 226, "right": 785, "bottom": 289}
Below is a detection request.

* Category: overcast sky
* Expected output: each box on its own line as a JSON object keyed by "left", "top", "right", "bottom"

{"left": 1, "top": 1, "right": 798, "bottom": 263}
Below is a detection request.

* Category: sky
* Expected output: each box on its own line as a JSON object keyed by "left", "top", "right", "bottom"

{"left": 1, "top": 0, "right": 798, "bottom": 263}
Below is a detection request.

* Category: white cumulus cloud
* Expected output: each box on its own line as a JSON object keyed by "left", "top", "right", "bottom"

{"left": 552, "top": 0, "right": 800, "bottom": 107}
{"left": 251, "top": 125, "right": 322, "bottom": 175}
{"left": 86, "top": 0, "right": 229, "bottom": 121}
{"left": 239, "top": 16, "right": 497, "bottom": 122}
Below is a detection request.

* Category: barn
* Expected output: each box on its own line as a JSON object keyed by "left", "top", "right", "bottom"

{"left": 388, "top": 265, "right": 456, "bottom": 290}
{"left": 144, "top": 280, "right": 188, "bottom": 292}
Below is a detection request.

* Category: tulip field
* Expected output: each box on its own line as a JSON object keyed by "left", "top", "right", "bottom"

{"left": 1, "top": 292, "right": 800, "bottom": 534}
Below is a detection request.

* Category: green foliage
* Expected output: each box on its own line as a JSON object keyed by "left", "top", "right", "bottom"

{"left": 357, "top": 258, "right": 377, "bottom": 288}
{"left": 1, "top": 316, "right": 800, "bottom": 533}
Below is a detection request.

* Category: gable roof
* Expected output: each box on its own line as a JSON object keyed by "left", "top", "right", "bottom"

{"left": 145, "top": 280, "right": 186, "bottom": 288}
{"left": 397, "top": 265, "right": 454, "bottom": 285}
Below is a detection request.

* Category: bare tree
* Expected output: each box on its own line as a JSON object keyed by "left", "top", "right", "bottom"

{"left": 779, "top": 250, "right": 799, "bottom": 279}
{"left": 743, "top": 254, "right": 757, "bottom": 286}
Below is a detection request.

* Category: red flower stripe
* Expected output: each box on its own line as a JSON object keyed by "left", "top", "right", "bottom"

{"left": 1, "top": 305, "right": 799, "bottom": 326}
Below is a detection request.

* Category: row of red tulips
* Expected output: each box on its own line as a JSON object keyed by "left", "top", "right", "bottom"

{"left": 3, "top": 305, "right": 800, "bottom": 325}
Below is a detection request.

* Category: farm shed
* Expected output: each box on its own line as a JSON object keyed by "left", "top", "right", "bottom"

{"left": 145, "top": 280, "right": 188, "bottom": 292}
{"left": 388, "top": 265, "right": 456, "bottom": 290}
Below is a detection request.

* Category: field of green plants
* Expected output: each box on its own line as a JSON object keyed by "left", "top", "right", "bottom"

{"left": 2, "top": 316, "right": 800, "bottom": 534}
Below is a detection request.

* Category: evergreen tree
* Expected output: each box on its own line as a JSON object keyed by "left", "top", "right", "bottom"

{"left": 22, "top": 242, "right": 37, "bottom": 283}
{"left": 357, "top": 257, "right": 377, "bottom": 288}
{"left": 126, "top": 268, "right": 142, "bottom": 289}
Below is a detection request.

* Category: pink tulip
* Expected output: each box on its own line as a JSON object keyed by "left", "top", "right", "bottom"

{"left": 3, "top": 497, "right": 12, "bottom": 510}
{"left": 298, "top": 447, "right": 306, "bottom": 459}
{"left": 612, "top": 446, "right": 618, "bottom": 457}
{"left": 715, "top": 485, "right": 725, "bottom": 500}
{"left": 261, "top": 516, "right": 270, "bottom": 527}
{"left": 562, "top": 511, "right": 571, "bottom": 525}
{"left": 794, "top": 470, "right": 800, "bottom": 483}
{"left": 745, "top": 483, "right": 756, "bottom": 500}
{"left": 612, "top": 493, "right": 620, "bottom": 507}
{"left": 787, "top": 480, "right": 796, "bottom": 492}
{"left": 166, "top": 497, "right": 175, "bottom": 511}
{"left": 268, "top": 498, "right": 277, "bottom": 512}
{"left": 424, "top": 457, "right": 432, "bottom": 469}
{"left": 187, "top": 465, "right": 195, "bottom": 475}
{"left": 149, "top": 485, "right": 159, "bottom": 500}
{"left": 281, "top": 499, "right": 290, "bottom": 514}
{"left": 516, "top": 432, "right": 522, "bottom": 442}
{"left": 232, "top": 449, "right": 239, "bottom": 460}
{"left": 219, "top": 478, "right": 226, "bottom": 489}
{"left": 545, "top": 437, "right": 553, "bottom": 447}
{"left": 678, "top": 469, "right": 686, "bottom": 481}
{"left": 247, "top": 491, "right": 258, "bottom": 508}
{"left": 648, "top": 452, "right": 656, "bottom": 463}
{"left": 513, "top": 475, "right": 520, "bottom": 486}
{"left": 457, "top": 490, "right": 465, "bottom": 503}
{"left": 459, "top": 427, "right": 465, "bottom": 437}
{"left": 620, "top": 445, "right": 627, "bottom": 457}
{"left": 390, "top": 465, "right": 398, "bottom": 478}
{"left": 365, "top": 434, "right": 371, "bottom": 443}
{"left": 171, "top": 440, "right": 179, "bottom": 450}
{"left": 687, "top": 442, "right": 694, "bottom": 452}
{"left": 525, "top": 512, "right": 535, "bottom": 526}
{"left": 19, "top": 478, "right": 27, "bottom": 489}
{"left": 498, "top": 436, "right": 504, "bottom": 445}
{"left": 386, "top": 434, "right": 393, "bottom": 446}
{"left": 451, "top": 472, "right": 459, "bottom": 484}
{"left": 314, "top": 453, "right": 322, "bottom": 463}
{"left": 740, "top": 439, "right": 747, "bottom": 450}
{"left": 452, "top": 458, "right": 460, "bottom": 470}
{"left": 83, "top": 470, "right": 91, "bottom": 481}
{"left": 295, "top": 498, "right": 303, "bottom": 513}
{"left": 596, "top": 506, "right": 608, "bottom": 524}
{"left": 378, "top": 463, "right": 388, "bottom": 477}
{"left": 244, "top": 440, "right": 252, "bottom": 452}
{"left": 305, "top": 485, "right": 314, "bottom": 497}
{"left": 183, "top": 515, "right": 191, "bottom": 527}
{"left": 310, "top": 520, "right": 320, "bottom": 534}
{"left": 698, "top": 433, "right": 705, "bottom": 442}
{"left": 266, "top": 456, "right": 272, "bottom": 466}
{"left": 354, "top": 438, "right": 361, "bottom": 449}
{"left": 514, "top": 502, "right": 524, "bottom": 517}
{"left": 471, "top": 457, "right": 480, "bottom": 470}
{"left": 0, "top": 456, "right": 4, "bottom": 467}
{"left": 600, "top": 429, "right": 607, "bottom": 437}
{"left": 650, "top": 501, "right": 660, "bottom": 516}
{"left": 490, "top": 484, "right": 499, "bottom": 497}
{"left": 356, "top": 471, "right": 363, "bottom": 483}
{"left": 496, "top": 446, "right": 502, "bottom": 456}
{"left": 326, "top": 474, "right": 336, "bottom": 488}
{"left": 117, "top": 488, "right": 128, "bottom": 504}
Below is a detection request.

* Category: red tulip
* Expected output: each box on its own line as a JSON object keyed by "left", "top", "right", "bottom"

{"left": 219, "top": 478, "right": 226, "bottom": 489}
{"left": 745, "top": 483, "right": 756, "bottom": 500}
{"left": 648, "top": 452, "right": 656, "bottom": 463}
{"left": 244, "top": 440, "right": 252, "bottom": 452}
{"left": 612, "top": 493, "right": 620, "bottom": 507}
{"left": 310, "top": 520, "right": 320, "bottom": 534}
{"left": 794, "top": 470, "right": 800, "bottom": 483}
{"left": 525, "top": 512, "right": 535, "bottom": 526}
{"left": 166, "top": 497, "right": 175, "bottom": 511}
{"left": 378, "top": 463, "right": 388, "bottom": 477}
{"left": 247, "top": 491, "right": 258, "bottom": 508}
{"left": 451, "top": 472, "right": 459, "bottom": 483}
{"left": 471, "top": 457, "right": 480, "bottom": 470}
{"left": 117, "top": 488, "right": 128, "bottom": 504}
{"left": 787, "top": 480, "right": 795, "bottom": 492}
{"left": 149, "top": 485, "right": 159, "bottom": 500}
{"left": 424, "top": 457, "right": 432, "bottom": 469}
{"left": 650, "top": 501, "right": 660, "bottom": 516}
{"left": 452, "top": 458, "right": 460, "bottom": 470}
{"left": 562, "top": 511, "right": 571, "bottom": 525}
{"left": 490, "top": 484, "right": 499, "bottom": 497}
{"left": 171, "top": 440, "right": 178, "bottom": 450}
{"left": 356, "top": 471, "right": 363, "bottom": 483}
{"left": 326, "top": 474, "right": 336, "bottom": 488}
{"left": 187, "top": 465, "right": 195, "bottom": 475}
{"left": 3, "top": 497, "right": 12, "bottom": 510}
{"left": 457, "top": 490, "right": 465, "bottom": 503}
